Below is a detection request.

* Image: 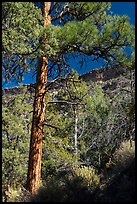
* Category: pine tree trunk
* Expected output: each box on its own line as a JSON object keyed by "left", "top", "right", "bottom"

{"left": 26, "top": 2, "right": 51, "bottom": 194}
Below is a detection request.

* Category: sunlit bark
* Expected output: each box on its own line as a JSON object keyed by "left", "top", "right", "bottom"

{"left": 26, "top": 2, "right": 51, "bottom": 194}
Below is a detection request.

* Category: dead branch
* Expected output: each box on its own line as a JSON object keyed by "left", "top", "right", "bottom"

{"left": 43, "top": 122, "right": 60, "bottom": 129}
{"left": 47, "top": 100, "right": 85, "bottom": 106}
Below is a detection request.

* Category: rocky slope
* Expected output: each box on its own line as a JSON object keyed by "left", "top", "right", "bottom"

{"left": 2, "top": 64, "right": 127, "bottom": 96}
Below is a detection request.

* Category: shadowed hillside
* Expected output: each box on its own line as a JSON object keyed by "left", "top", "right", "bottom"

{"left": 2, "top": 64, "right": 127, "bottom": 95}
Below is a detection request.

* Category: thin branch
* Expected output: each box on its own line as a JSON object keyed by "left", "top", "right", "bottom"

{"left": 51, "top": 5, "right": 69, "bottom": 22}
{"left": 43, "top": 122, "right": 60, "bottom": 130}
{"left": 78, "top": 118, "right": 85, "bottom": 139}
{"left": 47, "top": 100, "right": 85, "bottom": 106}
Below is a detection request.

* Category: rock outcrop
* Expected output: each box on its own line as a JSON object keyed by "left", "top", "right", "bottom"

{"left": 2, "top": 65, "right": 127, "bottom": 96}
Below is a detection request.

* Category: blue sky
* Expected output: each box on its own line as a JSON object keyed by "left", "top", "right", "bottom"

{"left": 2, "top": 2, "right": 135, "bottom": 88}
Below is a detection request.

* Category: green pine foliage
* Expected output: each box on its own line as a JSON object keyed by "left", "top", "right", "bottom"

{"left": 2, "top": 2, "right": 43, "bottom": 56}
{"left": 2, "top": 94, "right": 33, "bottom": 188}
{"left": 2, "top": 2, "right": 135, "bottom": 82}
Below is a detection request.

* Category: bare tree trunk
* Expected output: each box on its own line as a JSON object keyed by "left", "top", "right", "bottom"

{"left": 74, "top": 106, "right": 78, "bottom": 154}
{"left": 26, "top": 2, "right": 51, "bottom": 194}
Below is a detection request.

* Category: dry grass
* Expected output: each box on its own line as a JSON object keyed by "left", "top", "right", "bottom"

{"left": 112, "top": 139, "right": 135, "bottom": 173}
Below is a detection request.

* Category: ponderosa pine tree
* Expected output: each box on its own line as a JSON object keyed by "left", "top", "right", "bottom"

{"left": 26, "top": 2, "right": 51, "bottom": 194}
{"left": 2, "top": 2, "right": 135, "bottom": 194}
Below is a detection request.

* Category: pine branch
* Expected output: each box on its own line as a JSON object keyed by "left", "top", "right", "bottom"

{"left": 43, "top": 122, "right": 60, "bottom": 130}
{"left": 47, "top": 100, "right": 85, "bottom": 106}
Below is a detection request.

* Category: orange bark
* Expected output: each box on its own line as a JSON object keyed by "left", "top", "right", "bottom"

{"left": 26, "top": 2, "right": 51, "bottom": 194}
